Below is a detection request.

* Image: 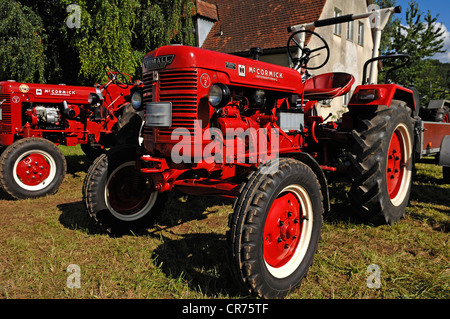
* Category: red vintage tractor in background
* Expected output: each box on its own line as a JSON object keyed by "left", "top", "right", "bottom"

{"left": 82, "top": 6, "right": 450, "bottom": 298}
{"left": 0, "top": 68, "right": 144, "bottom": 199}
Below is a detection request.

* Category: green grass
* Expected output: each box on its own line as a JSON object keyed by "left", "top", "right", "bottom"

{"left": 0, "top": 145, "right": 448, "bottom": 299}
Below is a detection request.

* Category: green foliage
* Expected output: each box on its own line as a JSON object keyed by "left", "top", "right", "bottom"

{"left": 0, "top": 0, "right": 46, "bottom": 83}
{"left": 133, "top": 0, "right": 196, "bottom": 79}
{"left": 1, "top": 0, "right": 196, "bottom": 85}
{"left": 136, "top": 0, "right": 196, "bottom": 51}
{"left": 63, "top": 0, "right": 142, "bottom": 84}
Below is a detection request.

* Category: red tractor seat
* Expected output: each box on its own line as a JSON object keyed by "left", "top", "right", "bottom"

{"left": 303, "top": 72, "right": 355, "bottom": 100}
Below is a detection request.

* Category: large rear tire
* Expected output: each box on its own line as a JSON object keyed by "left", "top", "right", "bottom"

{"left": 228, "top": 158, "right": 323, "bottom": 298}
{"left": 0, "top": 138, "right": 66, "bottom": 199}
{"left": 83, "top": 145, "right": 166, "bottom": 234}
{"left": 347, "top": 101, "right": 414, "bottom": 224}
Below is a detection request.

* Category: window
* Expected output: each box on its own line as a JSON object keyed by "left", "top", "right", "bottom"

{"left": 347, "top": 20, "right": 354, "bottom": 41}
{"left": 357, "top": 21, "right": 364, "bottom": 45}
{"left": 334, "top": 8, "right": 342, "bottom": 35}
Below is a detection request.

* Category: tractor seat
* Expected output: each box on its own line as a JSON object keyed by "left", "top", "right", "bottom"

{"left": 303, "top": 72, "right": 355, "bottom": 100}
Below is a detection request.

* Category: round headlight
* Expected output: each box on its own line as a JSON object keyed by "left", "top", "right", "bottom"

{"left": 208, "top": 83, "right": 231, "bottom": 108}
{"left": 131, "top": 91, "right": 143, "bottom": 110}
{"left": 88, "top": 93, "right": 101, "bottom": 105}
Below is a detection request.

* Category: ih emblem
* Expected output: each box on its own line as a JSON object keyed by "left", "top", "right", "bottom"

{"left": 238, "top": 65, "right": 246, "bottom": 77}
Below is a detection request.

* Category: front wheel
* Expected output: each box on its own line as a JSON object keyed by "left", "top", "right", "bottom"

{"left": 228, "top": 158, "right": 323, "bottom": 298}
{"left": 0, "top": 138, "right": 66, "bottom": 199}
{"left": 83, "top": 145, "right": 166, "bottom": 234}
{"left": 347, "top": 101, "right": 414, "bottom": 224}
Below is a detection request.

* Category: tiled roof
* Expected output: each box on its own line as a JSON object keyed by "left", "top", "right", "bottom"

{"left": 196, "top": 0, "right": 218, "bottom": 21}
{"left": 201, "top": 0, "right": 327, "bottom": 54}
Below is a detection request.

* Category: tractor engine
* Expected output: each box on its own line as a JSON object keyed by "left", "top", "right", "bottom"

{"left": 34, "top": 105, "right": 61, "bottom": 124}
{"left": 25, "top": 101, "right": 81, "bottom": 128}
{"left": 0, "top": 81, "right": 100, "bottom": 145}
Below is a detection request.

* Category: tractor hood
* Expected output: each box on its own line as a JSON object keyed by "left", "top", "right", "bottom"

{"left": 143, "top": 45, "right": 303, "bottom": 95}
{"left": 0, "top": 81, "right": 97, "bottom": 104}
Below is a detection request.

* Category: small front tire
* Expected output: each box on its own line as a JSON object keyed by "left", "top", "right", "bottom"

{"left": 83, "top": 145, "right": 166, "bottom": 234}
{"left": 228, "top": 158, "right": 323, "bottom": 298}
{"left": 0, "top": 138, "right": 66, "bottom": 199}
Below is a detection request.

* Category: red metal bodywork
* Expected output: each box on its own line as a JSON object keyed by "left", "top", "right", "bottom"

{"left": 0, "top": 76, "right": 140, "bottom": 147}
{"left": 421, "top": 122, "right": 450, "bottom": 156}
{"left": 139, "top": 46, "right": 346, "bottom": 197}
{"left": 349, "top": 84, "right": 417, "bottom": 111}
{"left": 136, "top": 45, "right": 427, "bottom": 199}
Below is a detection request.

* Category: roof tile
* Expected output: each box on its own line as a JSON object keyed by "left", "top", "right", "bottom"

{"left": 202, "top": 0, "right": 327, "bottom": 54}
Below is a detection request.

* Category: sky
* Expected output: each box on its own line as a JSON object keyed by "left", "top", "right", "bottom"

{"left": 394, "top": 0, "right": 450, "bottom": 63}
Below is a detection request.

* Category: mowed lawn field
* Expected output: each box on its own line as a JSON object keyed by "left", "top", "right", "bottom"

{"left": 0, "top": 145, "right": 448, "bottom": 299}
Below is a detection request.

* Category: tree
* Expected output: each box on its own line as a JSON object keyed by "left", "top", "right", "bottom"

{"left": 18, "top": 0, "right": 80, "bottom": 85}
{"left": 64, "top": 0, "right": 196, "bottom": 84}
{"left": 133, "top": 0, "right": 196, "bottom": 78}
{"left": 0, "top": 0, "right": 46, "bottom": 83}
{"left": 3, "top": 0, "right": 197, "bottom": 85}
{"left": 59, "top": 0, "right": 141, "bottom": 84}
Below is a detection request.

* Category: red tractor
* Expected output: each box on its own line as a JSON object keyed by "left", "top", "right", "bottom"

{"left": 82, "top": 7, "right": 450, "bottom": 298}
{"left": 0, "top": 69, "right": 144, "bottom": 199}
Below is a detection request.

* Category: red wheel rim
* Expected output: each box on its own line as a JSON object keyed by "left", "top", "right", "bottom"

{"left": 263, "top": 192, "right": 303, "bottom": 268}
{"left": 443, "top": 113, "right": 449, "bottom": 123}
{"left": 15, "top": 153, "right": 51, "bottom": 186}
{"left": 107, "top": 163, "right": 154, "bottom": 218}
{"left": 386, "top": 130, "right": 405, "bottom": 199}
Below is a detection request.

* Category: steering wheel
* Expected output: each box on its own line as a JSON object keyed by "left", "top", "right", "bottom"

{"left": 287, "top": 29, "right": 330, "bottom": 70}
{"left": 107, "top": 66, "right": 130, "bottom": 89}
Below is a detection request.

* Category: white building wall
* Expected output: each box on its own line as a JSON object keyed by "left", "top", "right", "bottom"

{"left": 308, "top": 0, "right": 375, "bottom": 120}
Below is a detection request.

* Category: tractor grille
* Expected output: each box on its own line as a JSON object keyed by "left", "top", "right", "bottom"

{"left": 0, "top": 94, "right": 12, "bottom": 134}
{"left": 143, "top": 69, "right": 198, "bottom": 137}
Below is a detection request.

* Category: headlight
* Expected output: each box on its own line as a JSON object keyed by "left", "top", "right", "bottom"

{"left": 208, "top": 83, "right": 231, "bottom": 108}
{"left": 88, "top": 93, "right": 101, "bottom": 105}
{"left": 131, "top": 91, "right": 143, "bottom": 110}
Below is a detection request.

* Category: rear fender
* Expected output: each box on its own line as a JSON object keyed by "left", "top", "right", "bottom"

{"left": 348, "top": 84, "right": 416, "bottom": 112}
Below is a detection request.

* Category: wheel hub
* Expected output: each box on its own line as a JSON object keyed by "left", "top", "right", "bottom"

{"left": 387, "top": 130, "right": 405, "bottom": 199}
{"left": 263, "top": 192, "right": 303, "bottom": 268}
{"left": 107, "top": 164, "right": 153, "bottom": 216}
{"left": 15, "top": 154, "right": 50, "bottom": 186}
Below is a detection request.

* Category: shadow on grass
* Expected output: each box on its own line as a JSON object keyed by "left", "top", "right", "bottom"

{"left": 65, "top": 154, "right": 92, "bottom": 176}
{"left": 152, "top": 232, "right": 249, "bottom": 298}
{"left": 57, "top": 201, "right": 105, "bottom": 235}
{"left": 57, "top": 190, "right": 248, "bottom": 297}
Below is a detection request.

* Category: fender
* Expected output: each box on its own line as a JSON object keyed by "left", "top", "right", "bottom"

{"left": 348, "top": 84, "right": 417, "bottom": 112}
{"left": 285, "top": 152, "right": 330, "bottom": 214}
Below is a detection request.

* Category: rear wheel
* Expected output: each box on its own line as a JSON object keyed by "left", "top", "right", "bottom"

{"left": 0, "top": 138, "right": 66, "bottom": 199}
{"left": 228, "top": 158, "right": 323, "bottom": 298}
{"left": 83, "top": 145, "right": 166, "bottom": 234}
{"left": 115, "top": 103, "right": 144, "bottom": 145}
{"left": 347, "top": 101, "right": 414, "bottom": 224}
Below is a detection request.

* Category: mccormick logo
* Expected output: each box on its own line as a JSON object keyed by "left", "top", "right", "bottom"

{"left": 143, "top": 55, "right": 175, "bottom": 71}
{"left": 248, "top": 67, "right": 283, "bottom": 81}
